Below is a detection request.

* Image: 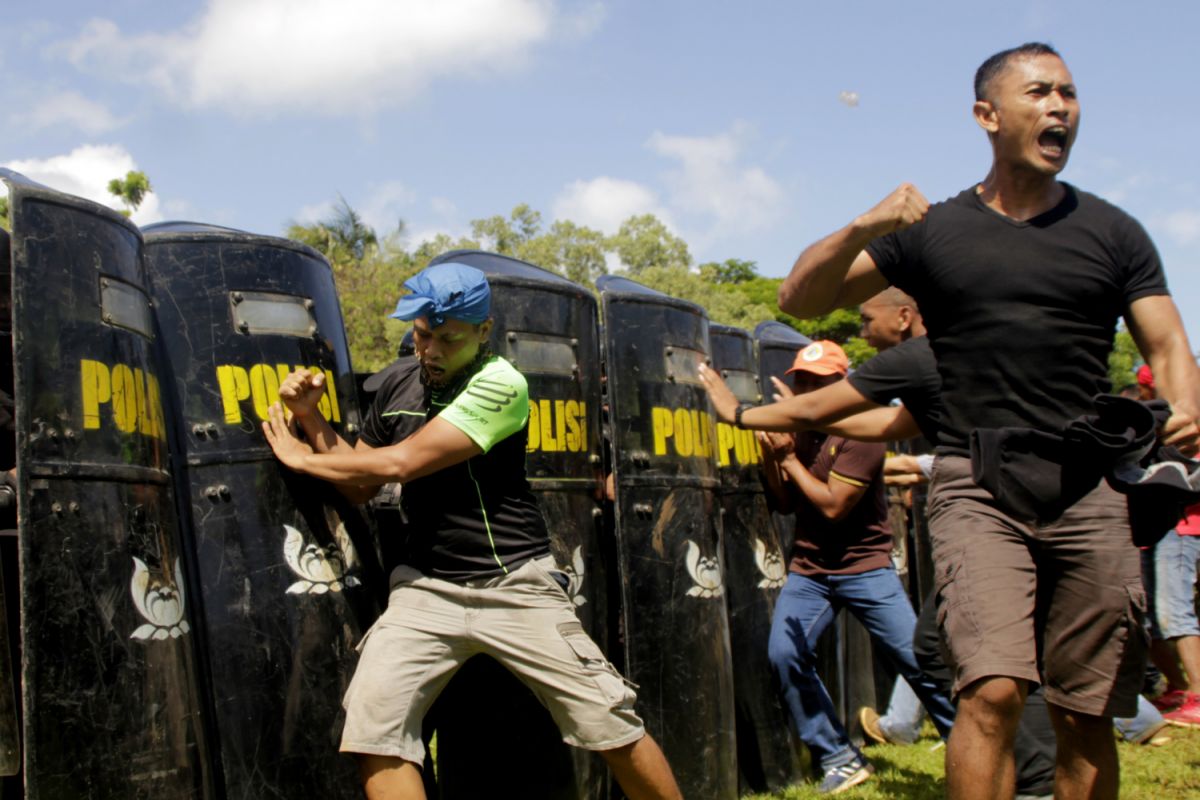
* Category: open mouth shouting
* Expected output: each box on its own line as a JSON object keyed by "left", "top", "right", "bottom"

{"left": 1038, "top": 125, "right": 1070, "bottom": 161}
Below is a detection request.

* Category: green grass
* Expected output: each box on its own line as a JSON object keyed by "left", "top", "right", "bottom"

{"left": 744, "top": 725, "right": 1200, "bottom": 799}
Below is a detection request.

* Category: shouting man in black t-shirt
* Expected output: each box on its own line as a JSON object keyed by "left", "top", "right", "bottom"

{"left": 775, "top": 43, "right": 1200, "bottom": 800}
{"left": 263, "top": 263, "right": 681, "bottom": 800}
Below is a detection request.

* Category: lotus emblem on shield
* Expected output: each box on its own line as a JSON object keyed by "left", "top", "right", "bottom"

{"left": 685, "top": 540, "right": 724, "bottom": 598}
{"left": 130, "top": 557, "right": 191, "bottom": 641}
{"left": 754, "top": 538, "right": 786, "bottom": 589}
{"left": 283, "top": 524, "right": 361, "bottom": 594}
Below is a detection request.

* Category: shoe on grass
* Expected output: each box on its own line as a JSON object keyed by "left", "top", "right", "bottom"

{"left": 819, "top": 756, "right": 874, "bottom": 794}
{"left": 1162, "top": 693, "right": 1200, "bottom": 729}
{"left": 858, "top": 706, "right": 889, "bottom": 746}
{"left": 1150, "top": 689, "right": 1189, "bottom": 712}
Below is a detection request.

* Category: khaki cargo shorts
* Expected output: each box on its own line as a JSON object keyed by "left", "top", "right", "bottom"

{"left": 926, "top": 456, "right": 1147, "bottom": 718}
{"left": 340, "top": 556, "right": 644, "bottom": 764}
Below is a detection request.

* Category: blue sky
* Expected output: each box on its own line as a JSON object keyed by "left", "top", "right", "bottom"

{"left": 4, "top": 1, "right": 1199, "bottom": 349}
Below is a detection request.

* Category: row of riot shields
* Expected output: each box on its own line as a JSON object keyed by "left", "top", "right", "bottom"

{"left": 0, "top": 168, "right": 905, "bottom": 798}
{"left": 0, "top": 170, "right": 376, "bottom": 799}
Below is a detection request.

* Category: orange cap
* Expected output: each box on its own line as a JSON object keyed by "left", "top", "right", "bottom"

{"left": 785, "top": 340, "right": 849, "bottom": 377}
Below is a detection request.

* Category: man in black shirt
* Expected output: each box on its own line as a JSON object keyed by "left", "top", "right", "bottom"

{"left": 775, "top": 42, "right": 1200, "bottom": 800}
{"left": 263, "top": 263, "right": 681, "bottom": 800}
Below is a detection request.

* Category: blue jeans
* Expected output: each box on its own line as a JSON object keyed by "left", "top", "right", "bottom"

{"left": 878, "top": 677, "right": 925, "bottom": 744}
{"left": 1142, "top": 530, "right": 1200, "bottom": 640}
{"left": 768, "top": 569, "right": 957, "bottom": 771}
{"left": 1114, "top": 695, "right": 1165, "bottom": 742}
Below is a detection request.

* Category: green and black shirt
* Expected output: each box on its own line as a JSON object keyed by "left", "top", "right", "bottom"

{"left": 360, "top": 354, "right": 550, "bottom": 582}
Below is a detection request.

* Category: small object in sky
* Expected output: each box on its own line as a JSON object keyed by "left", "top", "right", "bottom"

{"left": 839, "top": 90, "right": 860, "bottom": 107}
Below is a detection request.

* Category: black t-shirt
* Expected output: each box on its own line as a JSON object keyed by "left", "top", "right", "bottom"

{"left": 866, "top": 184, "right": 1168, "bottom": 455}
{"left": 847, "top": 336, "right": 942, "bottom": 443}
{"left": 360, "top": 355, "right": 550, "bottom": 582}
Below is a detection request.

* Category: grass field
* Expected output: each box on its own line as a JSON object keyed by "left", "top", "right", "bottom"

{"left": 744, "top": 724, "right": 1200, "bottom": 799}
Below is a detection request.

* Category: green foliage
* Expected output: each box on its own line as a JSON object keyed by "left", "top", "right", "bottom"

{"left": 699, "top": 258, "right": 758, "bottom": 285}
{"left": 0, "top": 196, "right": 9, "bottom": 231}
{"left": 287, "top": 202, "right": 420, "bottom": 372}
{"left": 107, "top": 170, "right": 152, "bottom": 216}
{"left": 1109, "top": 326, "right": 1141, "bottom": 392}
{"left": 608, "top": 214, "right": 691, "bottom": 274}
{"left": 634, "top": 265, "right": 778, "bottom": 331}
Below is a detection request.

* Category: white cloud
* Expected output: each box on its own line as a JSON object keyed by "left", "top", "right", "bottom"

{"left": 430, "top": 196, "right": 458, "bottom": 217}
{"left": 646, "top": 123, "right": 785, "bottom": 236}
{"left": 1159, "top": 210, "right": 1200, "bottom": 246}
{"left": 552, "top": 176, "right": 667, "bottom": 234}
{"left": 3, "top": 144, "right": 163, "bottom": 225}
{"left": 16, "top": 90, "right": 126, "bottom": 136}
{"left": 54, "top": 0, "right": 579, "bottom": 116}
{"left": 361, "top": 181, "right": 417, "bottom": 236}
{"left": 294, "top": 199, "right": 336, "bottom": 226}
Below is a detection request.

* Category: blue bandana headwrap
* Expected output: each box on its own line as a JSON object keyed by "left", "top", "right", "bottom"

{"left": 390, "top": 262, "right": 491, "bottom": 327}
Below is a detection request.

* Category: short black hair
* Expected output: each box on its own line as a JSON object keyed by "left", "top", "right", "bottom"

{"left": 974, "top": 42, "right": 1061, "bottom": 101}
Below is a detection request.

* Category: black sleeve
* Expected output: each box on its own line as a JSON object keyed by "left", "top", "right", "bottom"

{"left": 1115, "top": 213, "right": 1169, "bottom": 304}
{"left": 847, "top": 344, "right": 916, "bottom": 407}
{"left": 358, "top": 388, "right": 398, "bottom": 449}
{"left": 865, "top": 223, "right": 926, "bottom": 298}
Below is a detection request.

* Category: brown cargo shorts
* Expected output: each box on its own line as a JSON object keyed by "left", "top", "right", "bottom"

{"left": 339, "top": 556, "right": 644, "bottom": 764}
{"left": 926, "top": 456, "right": 1147, "bottom": 717}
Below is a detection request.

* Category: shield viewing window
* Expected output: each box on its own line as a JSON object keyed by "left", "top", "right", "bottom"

{"left": 664, "top": 346, "right": 707, "bottom": 386}
{"left": 100, "top": 276, "right": 154, "bottom": 339}
{"left": 505, "top": 332, "right": 577, "bottom": 377}
{"left": 230, "top": 291, "right": 317, "bottom": 337}
{"left": 722, "top": 369, "right": 762, "bottom": 404}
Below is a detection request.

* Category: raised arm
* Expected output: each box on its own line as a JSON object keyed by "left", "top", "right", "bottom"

{"left": 777, "top": 184, "right": 929, "bottom": 318}
{"left": 1126, "top": 295, "right": 1200, "bottom": 454}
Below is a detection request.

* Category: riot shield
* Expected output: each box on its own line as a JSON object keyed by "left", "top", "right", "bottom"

{"left": 143, "top": 221, "right": 378, "bottom": 799}
{"left": 2, "top": 171, "right": 214, "bottom": 797}
{"left": 599, "top": 275, "right": 736, "bottom": 800}
{"left": 709, "top": 324, "right": 802, "bottom": 792}
{"left": 427, "top": 250, "right": 607, "bottom": 800}
{"left": 753, "top": 322, "right": 810, "bottom": 561}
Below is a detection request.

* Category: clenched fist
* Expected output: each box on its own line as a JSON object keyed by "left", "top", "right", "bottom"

{"left": 278, "top": 369, "right": 327, "bottom": 419}
{"left": 857, "top": 183, "right": 930, "bottom": 238}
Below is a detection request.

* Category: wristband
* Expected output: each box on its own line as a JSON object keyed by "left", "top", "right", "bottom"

{"left": 734, "top": 403, "right": 753, "bottom": 429}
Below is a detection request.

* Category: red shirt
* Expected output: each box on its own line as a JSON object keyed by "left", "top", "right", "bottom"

{"left": 1176, "top": 503, "right": 1200, "bottom": 536}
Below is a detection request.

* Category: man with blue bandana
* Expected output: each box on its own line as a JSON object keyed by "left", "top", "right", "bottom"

{"left": 263, "top": 262, "right": 681, "bottom": 800}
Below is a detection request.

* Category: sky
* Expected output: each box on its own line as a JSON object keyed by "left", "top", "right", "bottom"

{"left": 3, "top": 0, "right": 1200, "bottom": 347}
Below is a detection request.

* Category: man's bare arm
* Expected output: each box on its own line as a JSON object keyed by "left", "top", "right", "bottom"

{"left": 699, "top": 364, "right": 877, "bottom": 431}
{"left": 263, "top": 405, "right": 482, "bottom": 487}
{"left": 778, "top": 457, "right": 868, "bottom": 521}
{"left": 778, "top": 184, "right": 929, "bottom": 318}
{"left": 1126, "top": 295, "right": 1200, "bottom": 454}
{"left": 819, "top": 406, "right": 921, "bottom": 443}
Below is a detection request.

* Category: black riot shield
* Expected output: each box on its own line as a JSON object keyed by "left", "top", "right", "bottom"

{"left": 753, "top": 321, "right": 810, "bottom": 559}
{"left": 143, "top": 222, "right": 380, "bottom": 799}
{"left": 426, "top": 250, "right": 607, "bottom": 800}
{"left": 1, "top": 171, "right": 214, "bottom": 798}
{"left": 599, "top": 275, "right": 737, "bottom": 800}
{"left": 709, "top": 324, "right": 802, "bottom": 792}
